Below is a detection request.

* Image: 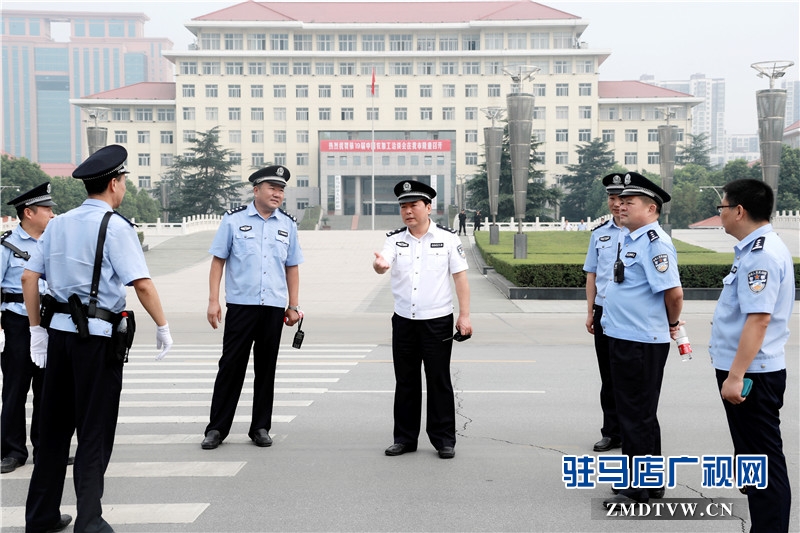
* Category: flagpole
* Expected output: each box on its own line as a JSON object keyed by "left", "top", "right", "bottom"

{"left": 371, "top": 67, "right": 376, "bottom": 231}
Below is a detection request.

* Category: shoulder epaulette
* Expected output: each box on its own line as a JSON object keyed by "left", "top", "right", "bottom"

{"left": 225, "top": 205, "right": 247, "bottom": 216}
{"left": 279, "top": 208, "right": 297, "bottom": 223}
{"left": 752, "top": 236, "right": 765, "bottom": 252}
{"left": 0, "top": 230, "right": 11, "bottom": 243}
{"left": 112, "top": 210, "right": 137, "bottom": 227}
{"left": 436, "top": 223, "right": 457, "bottom": 234}
{"left": 592, "top": 220, "right": 610, "bottom": 231}
{"left": 647, "top": 229, "right": 660, "bottom": 242}
{"left": 386, "top": 227, "right": 406, "bottom": 237}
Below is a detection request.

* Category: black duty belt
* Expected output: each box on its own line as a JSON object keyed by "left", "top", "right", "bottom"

{"left": 1, "top": 292, "right": 24, "bottom": 303}
{"left": 52, "top": 301, "right": 119, "bottom": 323}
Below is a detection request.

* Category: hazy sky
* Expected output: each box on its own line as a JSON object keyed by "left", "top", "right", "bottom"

{"left": 5, "top": 0, "right": 798, "bottom": 134}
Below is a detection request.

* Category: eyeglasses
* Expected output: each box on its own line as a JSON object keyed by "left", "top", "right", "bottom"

{"left": 716, "top": 204, "right": 738, "bottom": 215}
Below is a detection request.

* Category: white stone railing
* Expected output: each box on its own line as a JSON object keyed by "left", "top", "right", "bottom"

{"left": 135, "top": 214, "right": 223, "bottom": 236}
{"left": 773, "top": 210, "right": 800, "bottom": 230}
{"left": 472, "top": 215, "right": 607, "bottom": 231}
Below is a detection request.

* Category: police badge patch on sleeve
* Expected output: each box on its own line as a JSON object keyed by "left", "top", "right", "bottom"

{"left": 652, "top": 254, "right": 669, "bottom": 273}
{"left": 457, "top": 244, "right": 465, "bottom": 258}
{"left": 748, "top": 270, "right": 768, "bottom": 293}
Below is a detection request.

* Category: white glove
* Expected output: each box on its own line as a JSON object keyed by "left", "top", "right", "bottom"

{"left": 0, "top": 329, "right": 5, "bottom": 353}
{"left": 30, "top": 326, "right": 48, "bottom": 368}
{"left": 155, "top": 323, "right": 173, "bottom": 361}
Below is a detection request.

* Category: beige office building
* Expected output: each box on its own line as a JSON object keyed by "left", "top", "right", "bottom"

{"left": 72, "top": 0, "right": 702, "bottom": 217}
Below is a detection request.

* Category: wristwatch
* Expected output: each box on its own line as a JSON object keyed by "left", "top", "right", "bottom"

{"left": 287, "top": 305, "right": 301, "bottom": 313}
{"left": 669, "top": 320, "right": 680, "bottom": 328}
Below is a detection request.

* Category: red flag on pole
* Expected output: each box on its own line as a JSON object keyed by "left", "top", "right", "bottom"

{"left": 371, "top": 67, "right": 375, "bottom": 95}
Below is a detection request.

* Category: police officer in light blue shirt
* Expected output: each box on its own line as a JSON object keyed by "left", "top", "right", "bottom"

{"left": 709, "top": 179, "right": 794, "bottom": 533}
{"left": 601, "top": 172, "right": 684, "bottom": 508}
{"left": 23, "top": 145, "right": 173, "bottom": 533}
{"left": 582, "top": 173, "right": 624, "bottom": 453}
{"left": 202, "top": 165, "right": 303, "bottom": 451}
{"left": 0, "top": 183, "right": 55, "bottom": 475}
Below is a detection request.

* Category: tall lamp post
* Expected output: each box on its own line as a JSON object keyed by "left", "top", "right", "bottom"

{"left": 481, "top": 106, "right": 505, "bottom": 245}
{"left": 503, "top": 66, "right": 539, "bottom": 259}
{"left": 752, "top": 60, "right": 794, "bottom": 214}
{"left": 656, "top": 107, "right": 677, "bottom": 235}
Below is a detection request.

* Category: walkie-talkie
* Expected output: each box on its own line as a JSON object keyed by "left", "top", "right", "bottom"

{"left": 292, "top": 316, "right": 304, "bottom": 349}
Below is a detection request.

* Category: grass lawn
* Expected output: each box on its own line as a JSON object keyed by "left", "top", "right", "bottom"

{"left": 474, "top": 231, "right": 737, "bottom": 265}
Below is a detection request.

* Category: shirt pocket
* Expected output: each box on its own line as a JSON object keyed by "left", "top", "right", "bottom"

{"left": 719, "top": 271, "right": 739, "bottom": 309}
{"left": 426, "top": 249, "right": 448, "bottom": 271}
{"left": 395, "top": 247, "right": 412, "bottom": 268}
{"left": 274, "top": 234, "right": 290, "bottom": 261}
{"left": 232, "top": 232, "right": 258, "bottom": 256}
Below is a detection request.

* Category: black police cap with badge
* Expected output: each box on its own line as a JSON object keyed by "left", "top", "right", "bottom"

{"left": 249, "top": 165, "right": 291, "bottom": 186}
{"left": 601, "top": 173, "right": 624, "bottom": 196}
{"left": 7, "top": 182, "right": 57, "bottom": 209}
{"left": 394, "top": 180, "right": 436, "bottom": 204}
{"left": 618, "top": 172, "right": 671, "bottom": 205}
{"left": 72, "top": 145, "right": 130, "bottom": 182}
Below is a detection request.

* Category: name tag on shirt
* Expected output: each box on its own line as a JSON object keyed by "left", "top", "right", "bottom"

{"left": 396, "top": 242, "right": 409, "bottom": 247}
{"left": 431, "top": 242, "right": 444, "bottom": 248}
{"left": 278, "top": 230, "right": 289, "bottom": 237}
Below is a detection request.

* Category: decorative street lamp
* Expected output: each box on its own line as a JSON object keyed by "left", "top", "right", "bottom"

{"left": 752, "top": 60, "right": 794, "bottom": 214}
{"left": 481, "top": 106, "right": 505, "bottom": 245}
{"left": 656, "top": 107, "right": 677, "bottom": 235}
{"left": 503, "top": 65, "right": 539, "bottom": 259}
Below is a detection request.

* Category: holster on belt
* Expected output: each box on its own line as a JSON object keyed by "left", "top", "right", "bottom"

{"left": 109, "top": 310, "right": 136, "bottom": 363}
{"left": 39, "top": 294, "right": 57, "bottom": 329}
{"left": 68, "top": 293, "right": 90, "bottom": 339}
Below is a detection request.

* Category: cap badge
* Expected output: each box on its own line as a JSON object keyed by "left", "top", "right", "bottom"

{"left": 624, "top": 174, "right": 631, "bottom": 185}
{"left": 46, "top": 184, "right": 52, "bottom": 193}
{"left": 403, "top": 182, "right": 411, "bottom": 192}
{"left": 276, "top": 167, "right": 284, "bottom": 177}
{"left": 612, "top": 175, "right": 622, "bottom": 185}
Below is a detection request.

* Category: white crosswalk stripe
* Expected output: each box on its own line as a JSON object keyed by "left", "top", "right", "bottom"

{"left": 2, "top": 343, "right": 377, "bottom": 529}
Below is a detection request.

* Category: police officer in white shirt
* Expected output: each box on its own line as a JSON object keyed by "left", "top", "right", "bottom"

{"left": 373, "top": 180, "right": 472, "bottom": 459}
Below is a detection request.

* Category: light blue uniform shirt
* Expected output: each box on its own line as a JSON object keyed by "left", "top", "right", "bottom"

{"left": 26, "top": 199, "right": 150, "bottom": 337}
{"left": 209, "top": 203, "right": 303, "bottom": 307}
{"left": 582, "top": 219, "right": 624, "bottom": 306}
{"left": 601, "top": 221, "right": 681, "bottom": 344}
{"left": 0, "top": 226, "right": 48, "bottom": 316}
{"left": 709, "top": 225, "right": 795, "bottom": 373}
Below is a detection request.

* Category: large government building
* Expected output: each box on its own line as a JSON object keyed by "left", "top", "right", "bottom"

{"left": 68, "top": 1, "right": 703, "bottom": 217}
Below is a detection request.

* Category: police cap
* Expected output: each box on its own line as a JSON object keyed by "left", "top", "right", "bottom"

{"left": 7, "top": 182, "right": 57, "bottom": 208}
{"left": 394, "top": 180, "right": 436, "bottom": 204}
{"left": 601, "top": 173, "right": 624, "bottom": 195}
{"left": 249, "top": 165, "right": 291, "bottom": 186}
{"left": 72, "top": 145, "right": 129, "bottom": 181}
{"left": 619, "top": 172, "right": 671, "bottom": 205}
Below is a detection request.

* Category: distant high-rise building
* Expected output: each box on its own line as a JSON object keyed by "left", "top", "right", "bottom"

{"left": 1, "top": 10, "right": 174, "bottom": 165}
{"left": 641, "top": 73, "right": 726, "bottom": 167}
{"left": 782, "top": 79, "right": 800, "bottom": 128}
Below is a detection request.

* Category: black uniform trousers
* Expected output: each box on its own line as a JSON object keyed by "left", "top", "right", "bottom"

{"left": 716, "top": 369, "right": 791, "bottom": 533}
{"left": 608, "top": 337, "right": 669, "bottom": 503}
{"left": 1, "top": 311, "right": 43, "bottom": 464}
{"left": 592, "top": 305, "right": 619, "bottom": 441}
{"left": 205, "top": 304, "right": 284, "bottom": 441}
{"left": 391, "top": 313, "right": 456, "bottom": 450}
{"left": 26, "top": 329, "right": 122, "bottom": 533}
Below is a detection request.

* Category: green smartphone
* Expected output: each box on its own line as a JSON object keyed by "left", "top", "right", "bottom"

{"left": 741, "top": 378, "right": 753, "bottom": 397}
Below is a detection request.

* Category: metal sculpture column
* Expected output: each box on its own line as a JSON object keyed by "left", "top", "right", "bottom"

{"left": 481, "top": 107, "right": 505, "bottom": 245}
{"left": 504, "top": 66, "right": 539, "bottom": 259}
{"left": 657, "top": 107, "right": 677, "bottom": 235}
{"left": 86, "top": 109, "right": 107, "bottom": 156}
{"left": 752, "top": 60, "right": 794, "bottom": 214}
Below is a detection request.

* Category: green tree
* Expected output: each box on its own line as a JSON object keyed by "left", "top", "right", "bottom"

{"left": 677, "top": 132, "right": 713, "bottom": 169}
{"left": 722, "top": 158, "right": 760, "bottom": 183}
{"left": 776, "top": 145, "right": 800, "bottom": 211}
{"left": 0, "top": 155, "right": 52, "bottom": 217}
{"left": 466, "top": 125, "right": 560, "bottom": 221}
{"left": 560, "top": 138, "right": 616, "bottom": 221}
{"left": 159, "top": 127, "right": 244, "bottom": 220}
{"left": 117, "top": 179, "right": 161, "bottom": 223}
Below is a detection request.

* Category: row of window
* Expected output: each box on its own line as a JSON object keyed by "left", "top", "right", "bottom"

{"left": 115, "top": 126, "right": 685, "bottom": 148}
{"left": 136, "top": 174, "right": 310, "bottom": 191}
{"left": 178, "top": 58, "right": 594, "bottom": 76}
{"left": 195, "top": 30, "right": 580, "bottom": 53}
{"left": 179, "top": 82, "right": 593, "bottom": 99}
{"left": 133, "top": 150, "right": 664, "bottom": 170}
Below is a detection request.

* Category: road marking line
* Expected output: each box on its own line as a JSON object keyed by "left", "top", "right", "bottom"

{"left": 1, "top": 503, "right": 210, "bottom": 527}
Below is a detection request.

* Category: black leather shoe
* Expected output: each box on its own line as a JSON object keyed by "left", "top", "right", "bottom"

{"left": 603, "top": 493, "right": 647, "bottom": 509}
{"left": 593, "top": 437, "right": 622, "bottom": 452}
{"left": 437, "top": 446, "right": 455, "bottom": 459}
{"left": 649, "top": 487, "right": 665, "bottom": 499}
{"left": 201, "top": 430, "right": 222, "bottom": 450}
{"left": 252, "top": 429, "right": 273, "bottom": 447}
{"left": 1, "top": 457, "right": 21, "bottom": 474}
{"left": 44, "top": 514, "right": 72, "bottom": 533}
{"left": 385, "top": 443, "right": 417, "bottom": 456}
